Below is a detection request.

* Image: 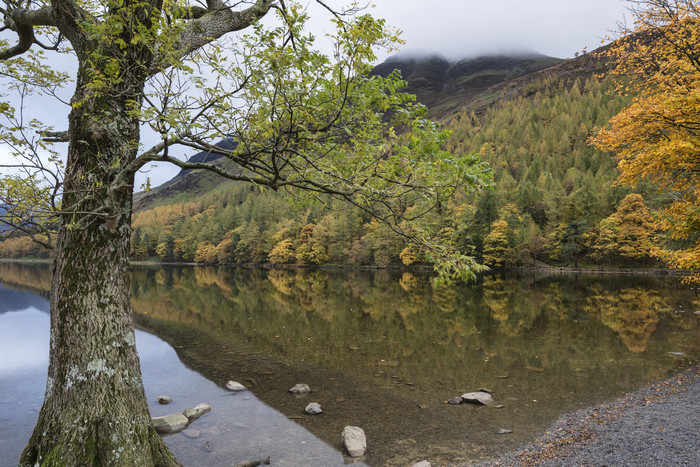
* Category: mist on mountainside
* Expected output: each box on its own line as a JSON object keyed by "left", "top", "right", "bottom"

{"left": 385, "top": 46, "right": 552, "bottom": 64}
{"left": 372, "top": 50, "right": 562, "bottom": 112}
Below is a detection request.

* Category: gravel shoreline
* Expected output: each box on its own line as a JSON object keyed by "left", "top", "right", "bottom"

{"left": 478, "top": 364, "right": 700, "bottom": 466}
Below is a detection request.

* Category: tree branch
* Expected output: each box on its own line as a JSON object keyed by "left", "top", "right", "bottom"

{"left": 0, "top": 6, "right": 56, "bottom": 59}
{"left": 173, "top": 0, "right": 274, "bottom": 62}
{"left": 40, "top": 130, "right": 70, "bottom": 142}
{"left": 6, "top": 6, "right": 56, "bottom": 27}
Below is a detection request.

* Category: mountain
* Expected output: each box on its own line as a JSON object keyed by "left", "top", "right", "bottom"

{"left": 0, "top": 204, "right": 9, "bottom": 232}
{"left": 134, "top": 138, "right": 238, "bottom": 210}
{"left": 0, "top": 40, "right": 661, "bottom": 269}
{"left": 135, "top": 51, "right": 574, "bottom": 208}
{"left": 370, "top": 52, "right": 562, "bottom": 117}
{"left": 20, "top": 38, "right": 650, "bottom": 273}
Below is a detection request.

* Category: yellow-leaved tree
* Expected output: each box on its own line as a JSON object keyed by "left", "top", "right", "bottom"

{"left": 592, "top": 0, "right": 700, "bottom": 281}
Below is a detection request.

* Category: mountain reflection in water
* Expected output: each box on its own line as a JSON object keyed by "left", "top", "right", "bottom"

{"left": 1, "top": 262, "right": 699, "bottom": 466}
{"left": 0, "top": 273, "right": 357, "bottom": 467}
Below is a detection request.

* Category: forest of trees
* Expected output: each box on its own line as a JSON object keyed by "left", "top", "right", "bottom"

{"left": 0, "top": 76, "right": 666, "bottom": 270}
{"left": 86, "top": 75, "right": 660, "bottom": 271}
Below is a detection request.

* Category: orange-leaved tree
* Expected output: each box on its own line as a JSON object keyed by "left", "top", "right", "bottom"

{"left": 592, "top": 0, "right": 700, "bottom": 281}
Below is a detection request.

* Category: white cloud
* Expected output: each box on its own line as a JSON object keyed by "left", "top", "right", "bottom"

{"left": 367, "top": 0, "right": 628, "bottom": 60}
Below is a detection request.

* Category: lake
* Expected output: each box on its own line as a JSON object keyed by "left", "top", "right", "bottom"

{"left": 1, "top": 262, "right": 698, "bottom": 466}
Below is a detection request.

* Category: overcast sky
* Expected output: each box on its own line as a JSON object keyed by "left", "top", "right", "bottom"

{"left": 366, "top": 0, "right": 629, "bottom": 61}
{"left": 0, "top": 0, "right": 631, "bottom": 189}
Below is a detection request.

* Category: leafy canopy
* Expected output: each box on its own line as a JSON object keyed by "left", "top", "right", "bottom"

{"left": 592, "top": 0, "right": 700, "bottom": 280}
{"left": 0, "top": 1, "right": 492, "bottom": 282}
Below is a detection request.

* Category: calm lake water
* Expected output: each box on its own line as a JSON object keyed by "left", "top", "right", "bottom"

{"left": 1, "top": 263, "right": 699, "bottom": 466}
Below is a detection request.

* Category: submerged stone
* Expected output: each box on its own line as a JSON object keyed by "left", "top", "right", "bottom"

{"left": 289, "top": 383, "right": 311, "bottom": 395}
{"left": 155, "top": 395, "right": 172, "bottom": 405}
{"left": 342, "top": 426, "right": 367, "bottom": 457}
{"left": 234, "top": 457, "right": 271, "bottom": 467}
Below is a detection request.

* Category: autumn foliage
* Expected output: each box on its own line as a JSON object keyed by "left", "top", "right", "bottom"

{"left": 592, "top": 0, "right": 700, "bottom": 280}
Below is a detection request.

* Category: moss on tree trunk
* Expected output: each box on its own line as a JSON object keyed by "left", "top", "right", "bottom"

{"left": 19, "top": 65, "right": 180, "bottom": 466}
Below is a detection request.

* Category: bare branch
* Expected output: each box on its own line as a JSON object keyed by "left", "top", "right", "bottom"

{"left": 153, "top": 152, "right": 284, "bottom": 187}
{"left": 33, "top": 34, "right": 63, "bottom": 51}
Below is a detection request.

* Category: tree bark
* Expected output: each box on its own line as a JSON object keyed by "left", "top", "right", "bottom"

{"left": 19, "top": 62, "right": 179, "bottom": 466}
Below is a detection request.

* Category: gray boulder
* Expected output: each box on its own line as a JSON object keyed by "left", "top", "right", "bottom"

{"left": 227, "top": 381, "right": 247, "bottom": 391}
{"left": 412, "top": 462, "right": 431, "bottom": 467}
{"left": 152, "top": 413, "right": 189, "bottom": 434}
{"left": 461, "top": 391, "right": 494, "bottom": 406}
{"left": 155, "top": 395, "right": 172, "bottom": 405}
{"left": 183, "top": 403, "right": 211, "bottom": 422}
{"left": 305, "top": 402, "right": 323, "bottom": 415}
{"left": 342, "top": 426, "right": 366, "bottom": 457}
{"left": 289, "top": 383, "right": 311, "bottom": 395}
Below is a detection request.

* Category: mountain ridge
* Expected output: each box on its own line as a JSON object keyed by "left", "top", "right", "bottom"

{"left": 370, "top": 51, "right": 562, "bottom": 117}
{"left": 136, "top": 50, "right": 582, "bottom": 209}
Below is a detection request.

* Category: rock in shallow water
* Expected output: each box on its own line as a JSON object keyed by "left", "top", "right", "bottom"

{"left": 184, "top": 403, "right": 211, "bottom": 422}
{"left": 447, "top": 397, "right": 463, "bottom": 405}
{"left": 461, "top": 391, "right": 494, "bottom": 406}
{"left": 234, "top": 457, "right": 271, "bottom": 467}
{"left": 152, "top": 413, "right": 189, "bottom": 434}
{"left": 342, "top": 426, "right": 366, "bottom": 457}
{"left": 412, "top": 461, "right": 431, "bottom": 467}
{"left": 227, "top": 381, "right": 247, "bottom": 391}
{"left": 305, "top": 402, "right": 323, "bottom": 415}
{"left": 156, "top": 395, "right": 172, "bottom": 405}
{"left": 289, "top": 383, "right": 310, "bottom": 395}
{"left": 497, "top": 428, "right": 513, "bottom": 434}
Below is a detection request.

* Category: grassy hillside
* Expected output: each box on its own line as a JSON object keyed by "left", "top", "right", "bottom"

{"left": 135, "top": 52, "right": 568, "bottom": 211}
{"left": 134, "top": 139, "right": 239, "bottom": 210}
{"left": 0, "top": 204, "right": 8, "bottom": 232}
{"left": 1, "top": 48, "right": 664, "bottom": 270}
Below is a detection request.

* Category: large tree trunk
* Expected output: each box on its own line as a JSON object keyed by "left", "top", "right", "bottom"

{"left": 19, "top": 64, "right": 179, "bottom": 466}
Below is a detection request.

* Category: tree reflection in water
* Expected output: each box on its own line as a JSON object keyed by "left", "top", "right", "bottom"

{"left": 1, "top": 263, "right": 698, "bottom": 466}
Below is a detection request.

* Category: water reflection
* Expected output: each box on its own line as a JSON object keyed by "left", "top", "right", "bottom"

{"left": 0, "top": 307, "right": 49, "bottom": 374}
{"left": 1, "top": 263, "right": 699, "bottom": 466}
{"left": 0, "top": 272, "right": 354, "bottom": 467}
{"left": 129, "top": 267, "right": 700, "bottom": 465}
{"left": 0, "top": 287, "right": 50, "bottom": 463}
